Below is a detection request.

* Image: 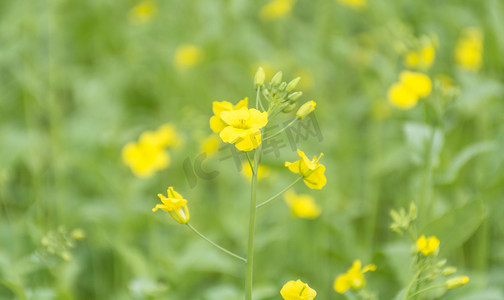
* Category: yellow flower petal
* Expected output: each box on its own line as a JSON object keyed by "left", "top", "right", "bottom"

{"left": 234, "top": 130, "right": 262, "bottom": 152}
{"left": 304, "top": 165, "right": 327, "bottom": 189}
{"left": 220, "top": 126, "right": 249, "bottom": 143}
{"left": 387, "top": 82, "right": 419, "bottom": 110}
{"left": 400, "top": 71, "right": 432, "bottom": 98}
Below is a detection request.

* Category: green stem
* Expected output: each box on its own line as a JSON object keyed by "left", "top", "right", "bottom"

{"left": 245, "top": 152, "right": 254, "bottom": 175}
{"left": 419, "top": 101, "right": 436, "bottom": 225}
{"left": 256, "top": 176, "right": 302, "bottom": 208}
{"left": 408, "top": 284, "right": 445, "bottom": 298}
{"left": 245, "top": 146, "right": 261, "bottom": 300}
{"left": 256, "top": 87, "right": 264, "bottom": 111}
{"left": 403, "top": 269, "right": 422, "bottom": 300}
{"left": 186, "top": 223, "right": 246, "bottom": 263}
{"left": 262, "top": 117, "right": 299, "bottom": 142}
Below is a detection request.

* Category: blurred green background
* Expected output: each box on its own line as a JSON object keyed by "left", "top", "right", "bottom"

{"left": 1, "top": 0, "right": 504, "bottom": 299}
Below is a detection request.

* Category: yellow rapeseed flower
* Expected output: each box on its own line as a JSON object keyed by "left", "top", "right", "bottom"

{"left": 334, "top": 260, "right": 376, "bottom": 294}
{"left": 285, "top": 149, "right": 327, "bottom": 189}
{"left": 337, "top": 0, "right": 366, "bottom": 10}
{"left": 152, "top": 187, "right": 190, "bottom": 224}
{"left": 200, "top": 134, "right": 221, "bottom": 156}
{"left": 446, "top": 276, "right": 469, "bottom": 289}
{"left": 209, "top": 98, "right": 249, "bottom": 133}
{"left": 404, "top": 43, "right": 435, "bottom": 70}
{"left": 174, "top": 44, "right": 203, "bottom": 71}
{"left": 218, "top": 107, "right": 268, "bottom": 152}
{"left": 455, "top": 28, "right": 483, "bottom": 71}
{"left": 128, "top": 0, "right": 157, "bottom": 24}
{"left": 388, "top": 71, "right": 432, "bottom": 110}
{"left": 241, "top": 162, "right": 270, "bottom": 180}
{"left": 280, "top": 279, "right": 317, "bottom": 300}
{"left": 260, "top": 0, "right": 296, "bottom": 21}
{"left": 417, "top": 235, "right": 440, "bottom": 256}
{"left": 122, "top": 141, "right": 170, "bottom": 178}
{"left": 122, "top": 124, "right": 181, "bottom": 177}
{"left": 284, "top": 191, "right": 321, "bottom": 219}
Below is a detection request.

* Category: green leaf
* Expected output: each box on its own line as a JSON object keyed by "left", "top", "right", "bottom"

{"left": 382, "top": 241, "right": 412, "bottom": 286}
{"left": 403, "top": 122, "right": 444, "bottom": 168}
{"left": 420, "top": 199, "right": 486, "bottom": 255}
{"left": 436, "top": 141, "right": 498, "bottom": 185}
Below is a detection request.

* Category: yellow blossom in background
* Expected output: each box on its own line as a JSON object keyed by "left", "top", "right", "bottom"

{"left": 334, "top": 260, "right": 376, "bottom": 294}
{"left": 284, "top": 191, "right": 321, "bottom": 219}
{"left": 122, "top": 124, "right": 181, "bottom": 177}
{"left": 388, "top": 71, "right": 432, "bottom": 110}
{"left": 174, "top": 44, "right": 203, "bottom": 71}
{"left": 139, "top": 124, "right": 181, "bottom": 149}
{"left": 218, "top": 107, "right": 268, "bottom": 151}
{"left": 260, "top": 0, "right": 296, "bottom": 21}
{"left": 128, "top": 0, "right": 157, "bottom": 24}
{"left": 455, "top": 28, "right": 483, "bottom": 71}
{"left": 122, "top": 140, "right": 170, "bottom": 177}
{"left": 337, "top": 0, "right": 366, "bottom": 10}
{"left": 417, "top": 235, "right": 440, "bottom": 256}
{"left": 241, "top": 162, "right": 270, "bottom": 180}
{"left": 285, "top": 149, "right": 327, "bottom": 189}
{"left": 210, "top": 98, "right": 249, "bottom": 133}
{"left": 280, "top": 279, "right": 317, "bottom": 300}
{"left": 446, "top": 276, "right": 469, "bottom": 289}
{"left": 404, "top": 42, "right": 436, "bottom": 70}
{"left": 200, "top": 134, "right": 221, "bottom": 156}
{"left": 152, "top": 187, "right": 190, "bottom": 224}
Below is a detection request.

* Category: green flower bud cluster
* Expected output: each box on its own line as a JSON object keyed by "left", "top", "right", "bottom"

{"left": 40, "top": 226, "right": 85, "bottom": 261}
{"left": 253, "top": 67, "right": 304, "bottom": 115}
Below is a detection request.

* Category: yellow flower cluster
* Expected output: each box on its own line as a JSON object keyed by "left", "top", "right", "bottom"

{"left": 280, "top": 279, "right": 317, "bottom": 300}
{"left": 416, "top": 235, "right": 440, "bottom": 256}
{"left": 334, "top": 260, "right": 376, "bottom": 293}
{"left": 174, "top": 44, "right": 203, "bottom": 71}
{"left": 260, "top": 0, "right": 296, "bottom": 21}
{"left": 337, "top": 0, "right": 366, "bottom": 10}
{"left": 285, "top": 149, "right": 327, "bottom": 189}
{"left": 387, "top": 71, "right": 432, "bottom": 110}
{"left": 122, "top": 124, "right": 180, "bottom": 178}
{"left": 284, "top": 191, "right": 321, "bottom": 219}
{"left": 404, "top": 42, "right": 436, "bottom": 70}
{"left": 210, "top": 98, "right": 268, "bottom": 151}
{"left": 128, "top": 0, "right": 157, "bottom": 24}
{"left": 455, "top": 28, "right": 483, "bottom": 71}
{"left": 152, "top": 187, "right": 190, "bottom": 224}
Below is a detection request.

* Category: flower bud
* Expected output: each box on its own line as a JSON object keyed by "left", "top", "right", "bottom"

{"left": 436, "top": 259, "right": 447, "bottom": 268}
{"left": 271, "top": 71, "right": 283, "bottom": 86}
{"left": 278, "top": 82, "right": 287, "bottom": 91}
{"left": 442, "top": 267, "right": 457, "bottom": 276}
{"left": 288, "top": 91, "right": 303, "bottom": 101}
{"left": 286, "top": 77, "right": 301, "bottom": 92}
{"left": 445, "top": 276, "right": 469, "bottom": 289}
{"left": 296, "top": 100, "right": 316, "bottom": 119}
{"left": 283, "top": 103, "right": 297, "bottom": 113}
{"left": 254, "top": 66, "right": 265, "bottom": 86}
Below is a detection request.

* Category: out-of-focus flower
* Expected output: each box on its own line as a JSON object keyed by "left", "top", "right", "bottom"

{"left": 218, "top": 107, "right": 268, "bottom": 152}
{"left": 128, "top": 0, "right": 157, "bottom": 24}
{"left": 200, "top": 134, "right": 221, "bottom": 156}
{"left": 417, "top": 235, "right": 440, "bottom": 256}
{"left": 337, "top": 0, "right": 366, "bottom": 10}
{"left": 152, "top": 187, "right": 190, "bottom": 224}
{"left": 296, "top": 100, "right": 316, "bottom": 120}
{"left": 210, "top": 98, "right": 249, "bottom": 133}
{"left": 455, "top": 28, "right": 483, "bottom": 71}
{"left": 404, "top": 42, "right": 436, "bottom": 70}
{"left": 260, "top": 0, "right": 296, "bottom": 21}
{"left": 122, "top": 141, "right": 170, "bottom": 177}
{"left": 280, "top": 279, "right": 317, "bottom": 300}
{"left": 284, "top": 191, "right": 321, "bottom": 219}
{"left": 446, "top": 276, "right": 469, "bottom": 289}
{"left": 285, "top": 149, "right": 326, "bottom": 189}
{"left": 388, "top": 71, "right": 432, "bottom": 110}
{"left": 174, "top": 44, "right": 203, "bottom": 71}
{"left": 334, "top": 260, "right": 376, "bottom": 293}
{"left": 140, "top": 124, "right": 181, "bottom": 149}
{"left": 241, "top": 162, "right": 270, "bottom": 180}
{"left": 122, "top": 124, "right": 181, "bottom": 177}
